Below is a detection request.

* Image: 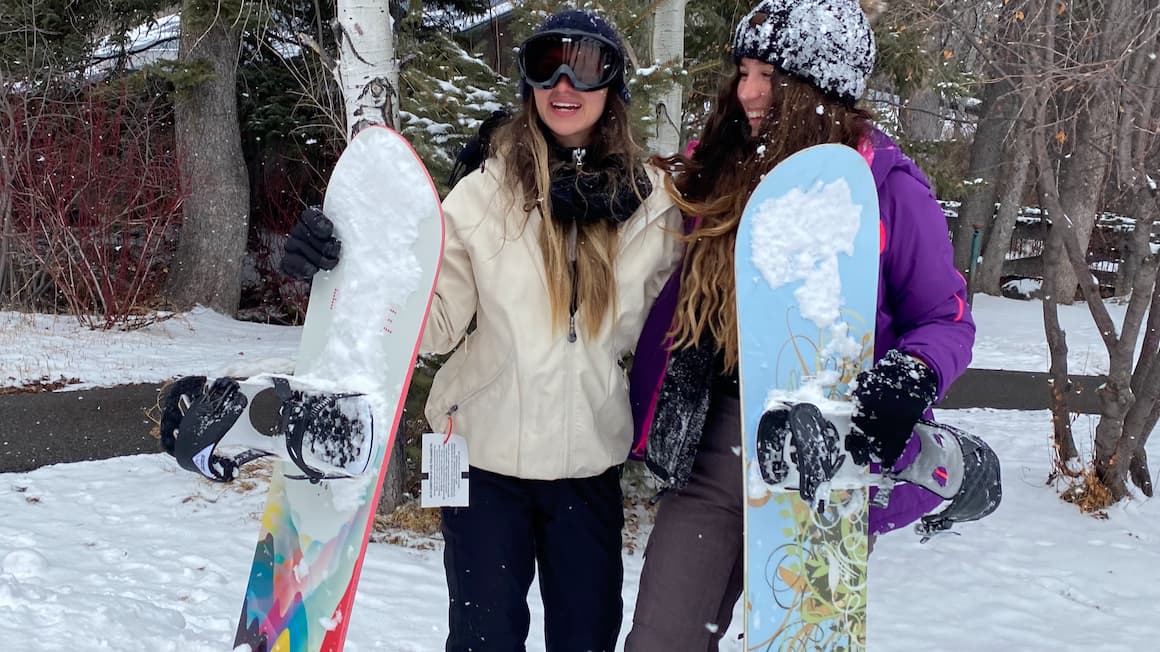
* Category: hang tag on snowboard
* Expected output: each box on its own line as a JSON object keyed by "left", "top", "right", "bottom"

{"left": 420, "top": 432, "right": 469, "bottom": 507}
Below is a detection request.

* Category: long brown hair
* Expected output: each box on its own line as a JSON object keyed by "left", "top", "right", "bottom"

{"left": 656, "top": 67, "right": 874, "bottom": 371}
{"left": 488, "top": 90, "right": 648, "bottom": 338}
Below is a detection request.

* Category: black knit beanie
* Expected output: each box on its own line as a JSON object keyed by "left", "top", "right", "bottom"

{"left": 518, "top": 9, "right": 632, "bottom": 105}
{"left": 732, "top": 0, "right": 876, "bottom": 105}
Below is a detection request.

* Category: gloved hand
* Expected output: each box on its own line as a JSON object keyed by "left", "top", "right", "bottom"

{"left": 281, "top": 207, "right": 341, "bottom": 279}
{"left": 849, "top": 349, "right": 938, "bottom": 467}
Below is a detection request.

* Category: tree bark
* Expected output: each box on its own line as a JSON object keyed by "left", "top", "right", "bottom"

{"left": 165, "top": 10, "right": 250, "bottom": 315}
{"left": 952, "top": 76, "right": 1016, "bottom": 286}
{"left": 976, "top": 110, "right": 1033, "bottom": 295}
{"left": 1120, "top": 256, "right": 1160, "bottom": 497}
{"left": 1128, "top": 447, "right": 1153, "bottom": 497}
{"left": 1026, "top": 0, "right": 1159, "bottom": 503}
{"left": 1092, "top": 372, "right": 1135, "bottom": 500}
{"left": 1048, "top": 0, "right": 1134, "bottom": 304}
{"left": 1031, "top": 14, "right": 1079, "bottom": 461}
{"left": 1096, "top": 11, "right": 1160, "bottom": 496}
{"left": 1040, "top": 232, "right": 1079, "bottom": 462}
{"left": 336, "top": 0, "right": 400, "bottom": 137}
{"left": 1113, "top": 27, "right": 1160, "bottom": 295}
{"left": 898, "top": 87, "right": 943, "bottom": 143}
{"left": 0, "top": 104, "right": 13, "bottom": 301}
{"left": 647, "top": 0, "right": 686, "bottom": 156}
{"left": 951, "top": 0, "right": 1030, "bottom": 289}
{"left": 1050, "top": 117, "right": 1113, "bottom": 304}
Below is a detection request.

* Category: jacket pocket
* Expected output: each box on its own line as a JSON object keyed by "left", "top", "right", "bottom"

{"left": 425, "top": 332, "right": 513, "bottom": 426}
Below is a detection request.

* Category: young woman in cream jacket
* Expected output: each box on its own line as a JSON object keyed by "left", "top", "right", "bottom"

{"left": 422, "top": 12, "right": 679, "bottom": 649}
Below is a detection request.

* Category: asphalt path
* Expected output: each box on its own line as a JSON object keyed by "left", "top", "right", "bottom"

{"left": 0, "top": 369, "right": 1104, "bottom": 473}
{"left": 1, "top": 383, "right": 163, "bottom": 473}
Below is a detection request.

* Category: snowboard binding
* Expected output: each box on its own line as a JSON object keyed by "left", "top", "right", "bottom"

{"left": 755, "top": 403, "right": 846, "bottom": 511}
{"left": 756, "top": 402, "right": 1002, "bottom": 536}
{"left": 159, "top": 376, "right": 263, "bottom": 482}
{"left": 271, "top": 377, "right": 374, "bottom": 482}
{"left": 159, "top": 375, "right": 374, "bottom": 483}
{"left": 755, "top": 407, "right": 791, "bottom": 485}
{"left": 863, "top": 419, "right": 1002, "bottom": 540}
{"left": 910, "top": 423, "right": 1002, "bottom": 541}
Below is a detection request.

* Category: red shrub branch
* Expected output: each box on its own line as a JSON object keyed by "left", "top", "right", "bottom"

{"left": 8, "top": 80, "right": 185, "bottom": 329}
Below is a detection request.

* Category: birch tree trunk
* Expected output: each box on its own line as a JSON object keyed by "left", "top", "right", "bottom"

{"left": 335, "top": 0, "right": 400, "bottom": 137}
{"left": 648, "top": 0, "right": 685, "bottom": 156}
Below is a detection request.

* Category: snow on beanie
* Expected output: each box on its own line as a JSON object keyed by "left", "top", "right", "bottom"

{"left": 519, "top": 9, "right": 632, "bottom": 105}
{"left": 732, "top": 0, "right": 884, "bottom": 104}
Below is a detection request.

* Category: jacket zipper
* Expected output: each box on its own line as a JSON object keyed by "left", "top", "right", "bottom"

{"left": 562, "top": 148, "right": 585, "bottom": 468}
{"left": 567, "top": 221, "right": 579, "bottom": 343}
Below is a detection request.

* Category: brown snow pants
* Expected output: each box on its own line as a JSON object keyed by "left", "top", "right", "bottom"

{"left": 625, "top": 394, "right": 744, "bottom": 652}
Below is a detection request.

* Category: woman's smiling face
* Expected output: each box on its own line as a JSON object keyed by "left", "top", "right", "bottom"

{"left": 533, "top": 76, "right": 609, "bottom": 148}
{"left": 737, "top": 57, "right": 775, "bottom": 136}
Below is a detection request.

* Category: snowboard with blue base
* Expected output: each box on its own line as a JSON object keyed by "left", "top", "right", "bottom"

{"left": 736, "top": 143, "right": 878, "bottom": 651}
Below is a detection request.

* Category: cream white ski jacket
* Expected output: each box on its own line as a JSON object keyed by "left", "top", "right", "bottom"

{"left": 420, "top": 160, "right": 681, "bottom": 480}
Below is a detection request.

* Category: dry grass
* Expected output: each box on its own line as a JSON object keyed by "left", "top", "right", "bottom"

{"left": 230, "top": 458, "right": 275, "bottom": 495}
{"left": 0, "top": 375, "right": 81, "bottom": 395}
{"left": 376, "top": 500, "right": 443, "bottom": 535}
{"left": 143, "top": 380, "right": 174, "bottom": 441}
{"left": 1058, "top": 466, "right": 1114, "bottom": 517}
{"left": 373, "top": 500, "right": 444, "bottom": 551}
{"left": 1048, "top": 423, "right": 1114, "bottom": 517}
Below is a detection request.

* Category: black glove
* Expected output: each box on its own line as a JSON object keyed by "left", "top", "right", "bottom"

{"left": 850, "top": 349, "right": 938, "bottom": 467}
{"left": 281, "top": 207, "right": 341, "bottom": 279}
{"left": 845, "top": 431, "right": 873, "bottom": 466}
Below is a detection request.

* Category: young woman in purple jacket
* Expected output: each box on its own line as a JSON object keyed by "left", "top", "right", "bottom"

{"left": 624, "top": 1, "right": 984, "bottom": 649}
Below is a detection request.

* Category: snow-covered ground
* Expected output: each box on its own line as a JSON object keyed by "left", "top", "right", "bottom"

{"left": 1, "top": 295, "right": 1158, "bottom": 650}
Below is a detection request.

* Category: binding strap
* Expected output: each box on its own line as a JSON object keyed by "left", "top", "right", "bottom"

{"left": 160, "top": 376, "right": 269, "bottom": 482}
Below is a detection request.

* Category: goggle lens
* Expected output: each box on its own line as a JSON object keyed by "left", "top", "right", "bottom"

{"left": 520, "top": 33, "right": 622, "bottom": 91}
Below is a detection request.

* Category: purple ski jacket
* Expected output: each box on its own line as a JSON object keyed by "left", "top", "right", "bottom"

{"left": 628, "top": 129, "right": 975, "bottom": 535}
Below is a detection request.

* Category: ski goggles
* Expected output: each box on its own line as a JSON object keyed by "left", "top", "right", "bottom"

{"left": 518, "top": 30, "right": 624, "bottom": 92}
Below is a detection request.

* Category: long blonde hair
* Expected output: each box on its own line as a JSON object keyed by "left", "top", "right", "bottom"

{"left": 489, "top": 92, "right": 648, "bottom": 338}
{"left": 658, "top": 69, "right": 873, "bottom": 371}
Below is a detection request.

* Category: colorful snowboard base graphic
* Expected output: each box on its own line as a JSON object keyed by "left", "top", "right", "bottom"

{"left": 735, "top": 143, "right": 879, "bottom": 651}
{"left": 233, "top": 126, "right": 443, "bottom": 652}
